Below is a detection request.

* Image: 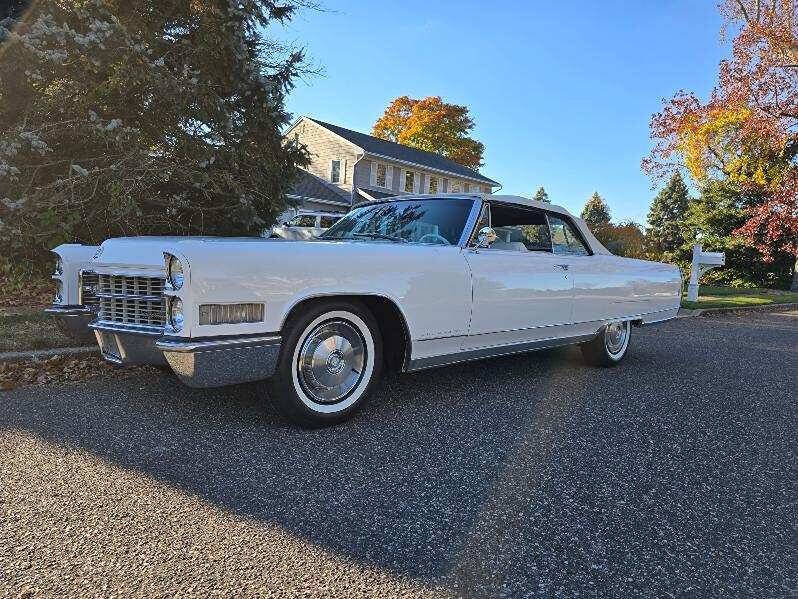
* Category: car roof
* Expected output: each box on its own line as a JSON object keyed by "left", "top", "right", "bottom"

{"left": 355, "top": 193, "right": 575, "bottom": 219}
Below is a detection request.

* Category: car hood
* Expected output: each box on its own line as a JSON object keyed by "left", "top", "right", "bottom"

{"left": 90, "top": 236, "right": 224, "bottom": 270}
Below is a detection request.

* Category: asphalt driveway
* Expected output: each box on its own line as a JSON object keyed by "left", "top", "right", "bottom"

{"left": 1, "top": 312, "right": 796, "bottom": 597}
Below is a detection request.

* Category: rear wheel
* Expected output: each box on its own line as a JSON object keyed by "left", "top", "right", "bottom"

{"left": 266, "top": 300, "right": 383, "bottom": 427}
{"left": 580, "top": 320, "right": 631, "bottom": 367}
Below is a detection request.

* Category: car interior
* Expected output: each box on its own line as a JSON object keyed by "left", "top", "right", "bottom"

{"left": 478, "top": 203, "right": 591, "bottom": 256}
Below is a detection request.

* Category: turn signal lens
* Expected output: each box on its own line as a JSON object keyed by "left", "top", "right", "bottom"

{"left": 199, "top": 303, "right": 264, "bottom": 325}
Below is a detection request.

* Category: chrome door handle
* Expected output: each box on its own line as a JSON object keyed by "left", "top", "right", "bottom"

{"left": 553, "top": 264, "right": 569, "bottom": 271}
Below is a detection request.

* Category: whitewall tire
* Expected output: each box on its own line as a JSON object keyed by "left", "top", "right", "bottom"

{"left": 267, "top": 300, "right": 383, "bottom": 427}
{"left": 580, "top": 320, "right": 631, "bottom": 367}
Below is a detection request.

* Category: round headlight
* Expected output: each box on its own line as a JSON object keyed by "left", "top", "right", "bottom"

{"left": 54, "top": 279, "right": 63, "bottom": 304}
{"left": 169, "top": 297, "right": 184, "bottom": 331}
{"left": 54, "top": 257, "right": 63, "bottom": 275}
{"left": 168, "top": 255, "right": 184, "bottom": 290}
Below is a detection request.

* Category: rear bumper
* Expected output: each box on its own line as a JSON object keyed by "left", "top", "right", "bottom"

{"left": 44, "top": 306, "right": 96, "bottom": 343}
{"left": 89, "top": 321, "right": 282, "bottom": 387}
{"left": 156, "top": 334, "right": 282, "bottom": 388}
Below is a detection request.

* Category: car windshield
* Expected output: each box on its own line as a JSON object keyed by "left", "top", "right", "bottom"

{"left": 320, "top": 198, "right": 475, "bottom": 245}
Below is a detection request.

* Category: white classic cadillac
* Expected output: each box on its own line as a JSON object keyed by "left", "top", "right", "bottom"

{"left": 48, "top": 194, "right": 681, "bottom": 426}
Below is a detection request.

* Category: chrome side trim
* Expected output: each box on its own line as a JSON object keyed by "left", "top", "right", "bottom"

{"left": 155, "top": 334, "right": 281, "bottom": 353}
{"left": 45, "top": 306, "right": 92, "bottom": 316}
{"left": 406, "top": 333, "right": 598, "bottom": 372}
{"left": 89, "top": 321, "right": 164, "bottom": 337}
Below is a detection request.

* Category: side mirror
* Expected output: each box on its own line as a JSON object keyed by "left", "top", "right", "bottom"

{"left": 475, "top": 226, "right": 497, "bottom": 249}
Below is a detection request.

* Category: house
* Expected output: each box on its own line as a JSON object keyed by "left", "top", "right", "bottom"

{"left": 283, "top": 116, "right": 501, "bottom": 217}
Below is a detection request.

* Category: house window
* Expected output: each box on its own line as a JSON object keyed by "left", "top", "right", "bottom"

{"left": 482, "top": 185, "right": 490, "bottom": 194}
{"left": 450, "top": 180, "right": 461, "bottom": 193}
{"left": 428, "top": 176, "right": 439, "bottom": 194}
{"left": 376, "top": 163, "right": 387, "bottom": 188}
{"left": 404, "top": 170, "right": 415, "bottom": 193}
{"left": 330, "top": 159, "right": 341, "bottom": 183}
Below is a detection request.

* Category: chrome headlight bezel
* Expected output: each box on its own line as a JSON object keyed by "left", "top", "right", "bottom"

{"left": 167, "top": 254, "right": 184, "bottom": 290}
{"left": 168, "top": 297, "right": 184, "bottom": 332}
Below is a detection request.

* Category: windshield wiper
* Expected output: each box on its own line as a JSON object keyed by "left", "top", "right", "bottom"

{"left": 352, "top": 233, "right": 408, "bottom": 243}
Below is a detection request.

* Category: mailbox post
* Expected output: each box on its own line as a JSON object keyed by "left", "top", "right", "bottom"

{"left": 687, "top": 244, "right": 726, "bottom": 302}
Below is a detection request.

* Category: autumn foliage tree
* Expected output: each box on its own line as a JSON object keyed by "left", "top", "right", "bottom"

{"left": 645, "top": 0, "right": 798, "bottom": 289}
{"left": 372, "top": 96, "right": 485, "bottom": 170}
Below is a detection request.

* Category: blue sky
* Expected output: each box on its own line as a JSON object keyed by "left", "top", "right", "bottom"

{"left": 275, "top": 1, "right": 727, "bottom": 224}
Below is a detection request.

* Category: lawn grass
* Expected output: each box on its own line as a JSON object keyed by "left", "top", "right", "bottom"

{"left": 681, "top": 285, "right": 798, "bottom": 310}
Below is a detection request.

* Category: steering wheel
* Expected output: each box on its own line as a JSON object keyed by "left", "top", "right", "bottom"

{"left": 418, "top": 233, "right": 450, "bottom": 245}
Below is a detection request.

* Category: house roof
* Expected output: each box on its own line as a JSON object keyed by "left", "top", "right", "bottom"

{"left": 305, "top": 117, "right": 500, "bottom": 186}
{"left": 288, "top": 168, "right": 350, "bottom": 206}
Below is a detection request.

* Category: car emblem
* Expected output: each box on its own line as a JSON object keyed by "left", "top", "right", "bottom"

{"left": 92, "top": 247, "right": 104, "bottom": 260}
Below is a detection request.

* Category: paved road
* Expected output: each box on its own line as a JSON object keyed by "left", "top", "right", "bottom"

{"left": 2, "top": 312, "right": 796, "bottom": 598}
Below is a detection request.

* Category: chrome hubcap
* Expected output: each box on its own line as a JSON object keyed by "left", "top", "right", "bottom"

{"left": 297, "top": 319, "right": 366, "bottom": 403}
{"left": 605, "top": 321, "right": 628, "bottom": 355}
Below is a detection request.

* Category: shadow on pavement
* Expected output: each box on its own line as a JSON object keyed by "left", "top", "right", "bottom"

{"left": 2, "top": 318, "right": 796, "bottom": 596}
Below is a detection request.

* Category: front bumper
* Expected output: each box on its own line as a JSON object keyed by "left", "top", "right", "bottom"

{"left": 89, "top": 321, "right": 168, "bottom": 366}
{"left": 156, "top": 334, "right": 282, "bottom": 388}
{"left": 44, "top": 306, "right": 97, "bottom": 343}
{"left": 90, "top": 321, "right": 281, "bottom": 388}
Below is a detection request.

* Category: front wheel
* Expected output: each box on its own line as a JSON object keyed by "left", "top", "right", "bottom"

{"left": 266, "top": 300, "right": 383, "bottom": 427}
{"left": 580, "top": 320, "right": 631, "bottom": 367}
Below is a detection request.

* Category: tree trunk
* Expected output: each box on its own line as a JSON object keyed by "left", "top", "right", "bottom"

{"left": 792, "top": 254, "right": 798, "bottom": 292}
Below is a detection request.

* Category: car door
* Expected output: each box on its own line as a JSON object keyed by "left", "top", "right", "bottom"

{"left": 547, "top": 214, "right": 631, "bottom": 324}
{"left": 463, "top": 203, "right": 574, "bottom": 350}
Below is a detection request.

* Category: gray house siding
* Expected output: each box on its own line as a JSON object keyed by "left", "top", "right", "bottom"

{"left": 288, "top": 119, "right": 359, "bottom": 198}
{"left": 353, "top": 159, "right": 371, "bottom": 189}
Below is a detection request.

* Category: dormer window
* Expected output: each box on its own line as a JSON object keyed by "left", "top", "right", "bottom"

{"left": 330, "top": 159, "right": 341, "bottom": 183}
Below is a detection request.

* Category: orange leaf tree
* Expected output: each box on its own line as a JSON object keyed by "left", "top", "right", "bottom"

{"left": 644, "top": 0, "right": 797, "bottom": 287}
{"left": 372, "top": 96, "right": 485, "bottom": 170}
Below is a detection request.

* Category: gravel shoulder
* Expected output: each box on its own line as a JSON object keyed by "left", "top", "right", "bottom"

{"left": 1, "top": 313, "right": 796, "bottom": 597}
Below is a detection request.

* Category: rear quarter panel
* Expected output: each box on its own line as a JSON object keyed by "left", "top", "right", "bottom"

{"left": 572, "top": 254, "right": 681, "bottom": 323}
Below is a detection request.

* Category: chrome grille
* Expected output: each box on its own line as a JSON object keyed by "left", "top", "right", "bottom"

{"left": 97, "top": 274, "right": 166, "bottom": 327}
{"left": 79, "top": 271, "right": 100, "bottom": 311}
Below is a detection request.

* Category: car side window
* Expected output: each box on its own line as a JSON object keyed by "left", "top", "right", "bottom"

{"left": 548, "top": 216, "right": 590, "bottom": 256}
{"left": 482, "top": 203, "right": 552, "bottom": 252}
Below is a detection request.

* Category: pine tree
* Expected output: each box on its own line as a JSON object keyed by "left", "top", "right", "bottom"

{"left": 646, "top": 172, "right": 690, "bottom": 257}
{"left": 581, "top": 192, "right": 611, "bottom": 231}
{"left": 675, "top": 180, "right": 793, "bottom": 288}
{"left": 0, "top": 0, "right": 309, "bottom": 265}
{"left": 533, "top": 187, "right": 550, "bottom": 203}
